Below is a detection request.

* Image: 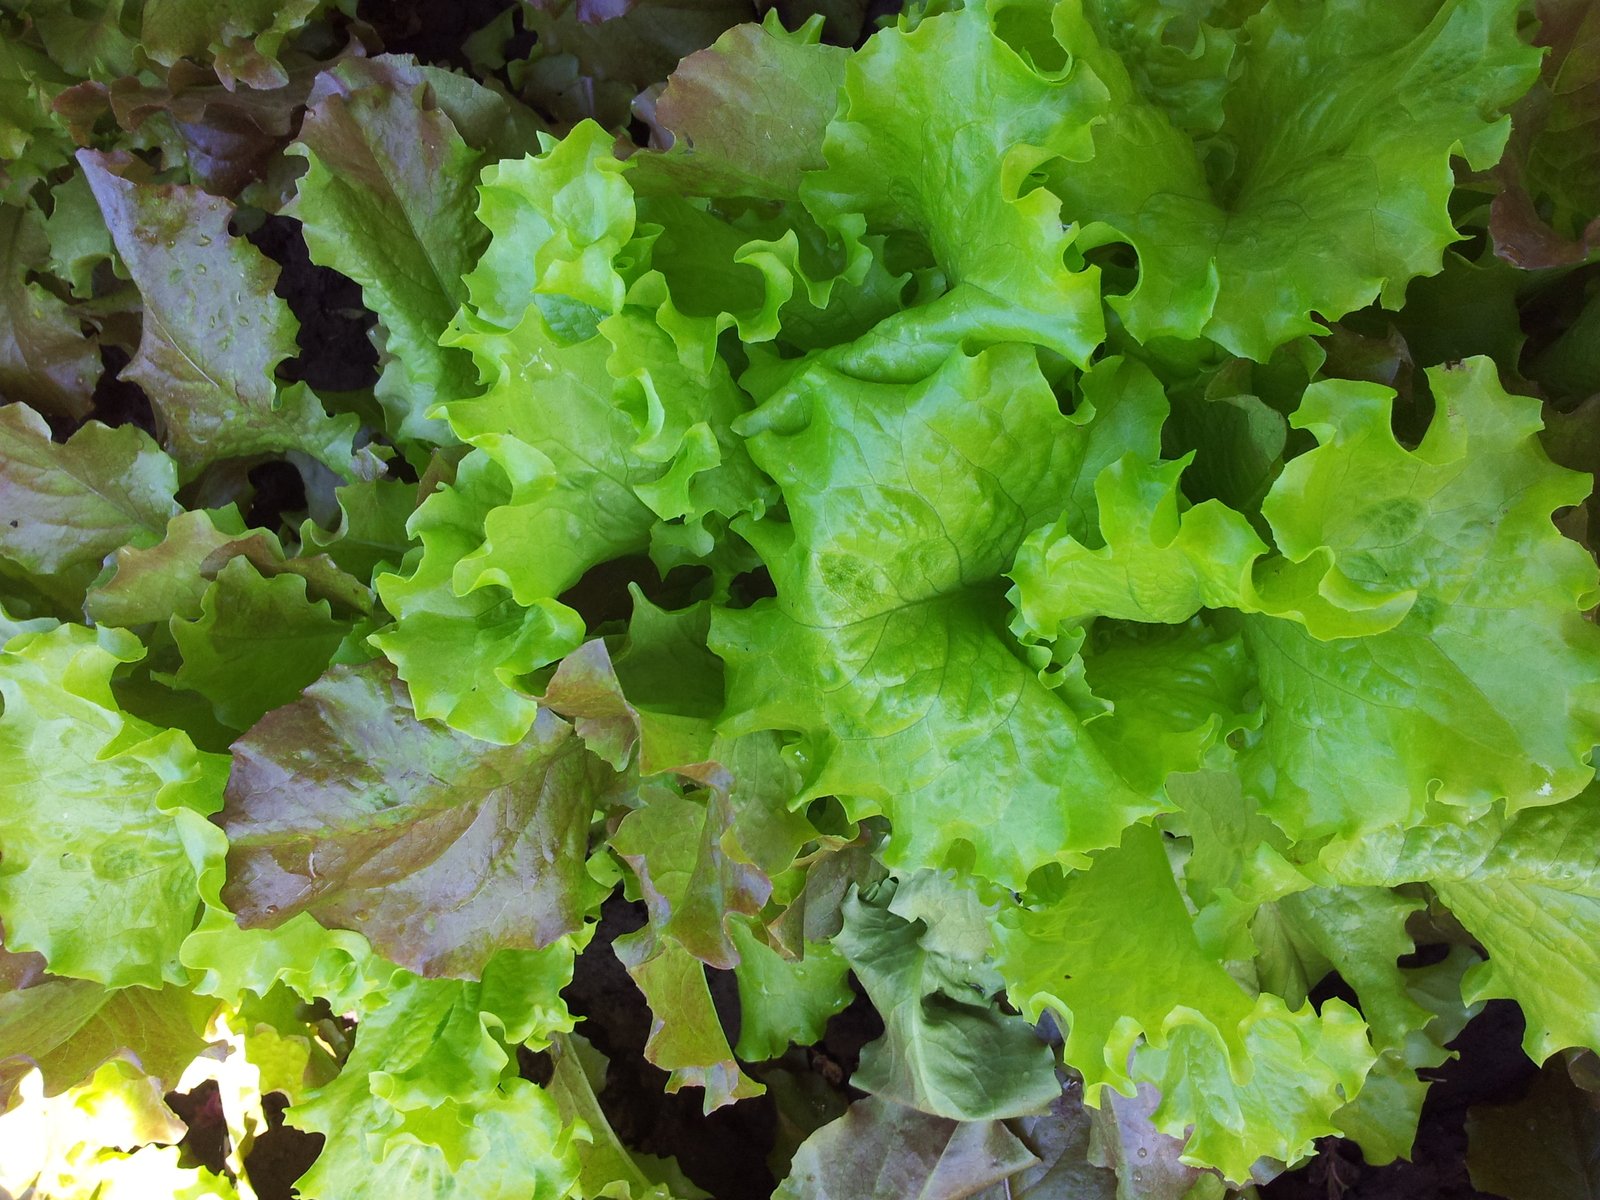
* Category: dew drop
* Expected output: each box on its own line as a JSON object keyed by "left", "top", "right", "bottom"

{"left": 1136, "top": 1148, "right": 1148, "bottom": 1159}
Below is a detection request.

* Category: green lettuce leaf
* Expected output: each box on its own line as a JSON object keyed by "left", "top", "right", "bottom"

{"left": 372, "top": 451, "right": 587, "bottom": 745}
{"left": 1320, "top": 788, "right": 1600, "bottom": 1063}
{"left": 836, "top": 882, "right": 1060, "bottom": 1122}
{"left": 88, "top": 506, "right": 373, "bottom": 632}
{"left": 296, "top": 478, "right": 418, "bottom": 582}
{"left": 714, "top": 348, "right": 1165, "bottom": 886}
{"left": 802, "top": 0, "right": 1107, "bottom": 365}
{"left": 1049, "top": 0, "right": 1540, "bottom": 358}
{"left": 284, "top": 936, "right": 583, "bottom": 1196}
{"left": 1467, "top": 1060, "right": 1600, "bottom": 1200}
{"left": 545, "top": 1033, "right": 704, "bottom": 1200}
{"left": 0, "top": 38, "right": 77, "bottom": 201}
{"left": 0, "top": 976, "right": 216, "bottom": 1107}
{"left": 293, "top": 1078, "right": 580, "bottom": 1200}
{"left": 728, "top": 919, "right": 852, "bottom": 1063}
{"left": 0, "top": 403, "right": 178, "bottom": 610}
{"left": 1276, "top": 887, "right": 1478, "bottom": 1165}
{"left": 376, "top": 120, "right": 769, "bottom": 742}
{"left": 1015, "top": 359, "right": 1600, "bottom": 840}
{"left": 0, "top": 622, "right": 227, "bottom": 987}
{"left": 162, "top": 555, "right": 352, "bottom": 731}
{"left": 998, "top": 824, "right": 1375, "bottom": 1182}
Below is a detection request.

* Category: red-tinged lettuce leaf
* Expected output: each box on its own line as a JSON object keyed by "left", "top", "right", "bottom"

{"left": 220, "top": 660, "right": 610, "bottom": 978}
{"left": 1049, "top": 0, "right": 1540, "bottom": 358}
{"left": 997, "top": 824, "right": 1375, "bottom": 1183}
{"left": 78, "top": 151, "right": 362, "bottom": 478}
{"left": 835, "top": 882, "right": 1060, "bottom": 1123}
{"left": 165, "top": 556, "right": 352, "bottom": 731}
{"left": 1490, "top": 0, "right": 1600, "bottom": 268}
{"left": 991, "top": 1085, "right": 1117, "bottom": 1200}
{"left": 105, "top": 58, "right": 315, "bottom": 197}
{"left": 612, "top": 789, "right": 772, "bottom": 971}
{"left": 0, "top": 201, "right": 99, "bottom": 418}
{"left": 0, "top": 403, "right": 178, "bottom": 609}
{"left": 774, "top": 1095, "right": 1038, "bottom": 1200}
{"left": 0, "top": 925, "right": 47, "bottom": 993}
{"left": 288, "top": 56, "right": 538, "bottom": 443}
{"left": 1467, "top": 1061, "right": 1600, "bottom": 1200}
{"left": 713, "top": 349, "right": 1166, "bottom": 888}
{"left": 801, "top": 1, "right": 1108, "bottom": 367}
{"left": 542, "top": 614, "right": 820, "bottom": 876}
{"left": 635, "top": 15, "right": 847, "bottom": 201}
{"left": 0, "top": 622, "right": 229, "bottom": 988}
{"left": 0, "top": 976, "right": 217, "bottom": 1110}
{"left": 1319, "top": 788, "right": 1600, "bottom": 1064}
{"left": 611, "top": 932, "right": 765, "bottom": 1111}
{"left": 1083, "top": 1081, "right": 1207, "bottom": 1200}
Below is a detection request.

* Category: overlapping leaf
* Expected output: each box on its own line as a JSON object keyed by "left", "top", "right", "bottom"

{"left": 715, "top": 349, "right": 1167, "bottom": 886}
{"left": 998, "top": 824, "right": 1375, "bottom": 1182}
{"left": 79, "top": 151, "right": 361, "bottom": 477}
{"left": 0, "top": 622, "right": 227, "bottom": 988}
{"left": 1049, "top": 0, "right": 1540, "bottom": 357}
{"left": 221, "top": 661, "right": 609, "bottom": 978}
{"left": 1016, "top": 359, "right": 1600, "bottom": 840}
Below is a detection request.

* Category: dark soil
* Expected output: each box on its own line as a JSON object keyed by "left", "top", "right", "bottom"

{"left": 555, "top": 891, "right": 883, "bottom": 1200}
{"left": 169, "top": 1083, "right": 322, "bottom": 1200}
{"left": 248, "top": 213, "right": 379, "bottom": 395}
{"left": 354, "top": 0, "right": 521, "bottom": 72}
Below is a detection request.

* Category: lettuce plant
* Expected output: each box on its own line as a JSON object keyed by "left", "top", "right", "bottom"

{"left": 1, "top": 0, "right": 1597, "bottom": 1196}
